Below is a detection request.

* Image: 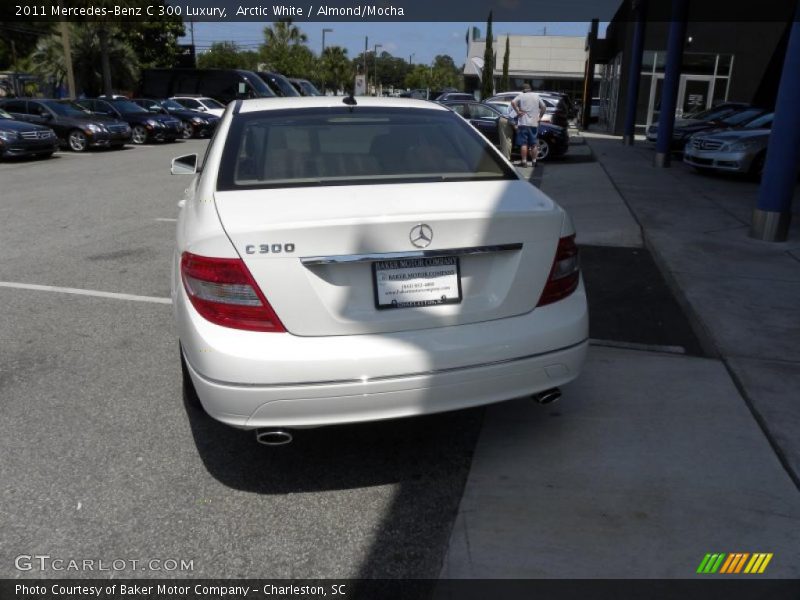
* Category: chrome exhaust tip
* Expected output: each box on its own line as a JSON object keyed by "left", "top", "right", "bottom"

{"left": 255, "top": 429, "right": 293, "bottom": 446}
{"left": 532, "top": 388, "right": 562, "bottom": 405}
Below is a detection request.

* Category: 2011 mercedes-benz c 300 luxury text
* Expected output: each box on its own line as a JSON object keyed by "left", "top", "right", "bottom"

{"left": 171, "top": 97, "right": 588, "bottom": 442}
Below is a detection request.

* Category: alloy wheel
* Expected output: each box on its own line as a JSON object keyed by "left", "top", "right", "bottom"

{"left": 68, "top": 130, "right": 88, "bottom": 152}
{"left": 537, "top": 138, "right": 551, "bottom": 161}
{"left": 132, "top": 125, "right": 147, "bottom": 144}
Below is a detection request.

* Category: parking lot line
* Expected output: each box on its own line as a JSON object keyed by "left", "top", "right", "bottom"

{"left": 155, "top": 218, "right": 178, "bottom": 222}
{"left": 0, "top": 281, "right": 171, "bottom": 304}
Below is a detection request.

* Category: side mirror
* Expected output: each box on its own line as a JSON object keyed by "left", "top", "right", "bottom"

{"left": 148, "top": 107, "right": 161, "bottom": 113}
{"left": 171, "top": 153, "right": 198, "bottom": 175}
{"left": 41, "top": 112, "right": 53, "bottom": 120}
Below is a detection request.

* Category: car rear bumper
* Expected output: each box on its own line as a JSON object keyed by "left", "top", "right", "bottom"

{"left": 177, "top": 279, "right": 589, "bottom": 428}
{"left": 184, "top": 338, "right": 588, "bottom": 428}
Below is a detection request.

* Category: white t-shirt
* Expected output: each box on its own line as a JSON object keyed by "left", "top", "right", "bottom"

{"left": 513, "top": 91, "right": 546, "bottom": 127}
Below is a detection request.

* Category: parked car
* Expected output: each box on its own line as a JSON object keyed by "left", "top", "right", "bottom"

{"left": 645, "top": 102, "right": 751, "bottom": 146}
{"left": 0, "top": 107, "right": 59, "bottom": 159}
{"left": 169, "top": 97, "right": 588, "bottom": 440}
{"left": 170, "top": 96, "right": 226, "bottom": 118}
{"left": 487, "top": 92, "right": 570, "bottom": 128}
{"left": 256, "top": 72, "right": 301, "bottom": 97}
{"left": 140, "top": 68, "right": 275, "bottom": 104}
{"left": 76, "top": 97, "right": 183, "bottom": 144}
{"left": 131, "top": 97, "right": 219, "bottom": 139}
{"left": 435, "top": 92, "right": 475, "bottom": 102}
{"left": 683, "top": 112, "right": 775, "bottom": 177}
{"left": 398, "top": 89, "right": 428, "bottom": 99}
{"left": 440, "top": 100, "right": 569, "bottom": 161}
{"left": 0, "top": 98, "right": 131, "bottom": 152}
{"left": 289, "top": 78, "right": 323, "bottom": 96}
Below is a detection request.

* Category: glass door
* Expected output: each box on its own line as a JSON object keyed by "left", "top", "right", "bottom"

{"left": 677, "top": 76, "right": 714, "bottom": 118}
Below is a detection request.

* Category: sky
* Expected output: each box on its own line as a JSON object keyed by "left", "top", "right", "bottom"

{"left": 179, "top": 21, "right": 600, "bottom": 66}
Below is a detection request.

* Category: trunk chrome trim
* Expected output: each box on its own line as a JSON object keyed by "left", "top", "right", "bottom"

{"left": 300, "top": 243, "right": 523, "bottom": 266}
{"left": 184, "top": 338, "right": 588, "bottom": 389}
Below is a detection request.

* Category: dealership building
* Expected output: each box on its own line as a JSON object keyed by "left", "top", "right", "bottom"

{"left": 589, "top": 4, "right": 795, "bottom": 135}
{"left": 463, "top": 31, "right": 595, "bottom": 98}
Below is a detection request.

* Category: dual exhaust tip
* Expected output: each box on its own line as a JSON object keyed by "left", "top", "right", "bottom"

{"left": 253, "top": 388, "right": 561, "bottom": 446}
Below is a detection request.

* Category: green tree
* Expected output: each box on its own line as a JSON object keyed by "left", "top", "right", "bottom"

{"left": 120, "top": 16, "right": 186, "bottom": 69}
{"left": 0, "top": 22, "right": 55, "bottom": 71}
{"left": 320, "top": 46, "right": 351, "bottom": 95}
{"left": 480, "top": 11, "right": 494, "bottom": 99}
{"left": 260, "top": 19, "right": 310, "bottom": 75}
{"left": 431, "top": 54, "right": 461, "bottom": 89}
{"left": 197, "top": 41, "right": 242, "bottom": 69}
{"left": 500, "top": 36, "right": 510, "bottom": 92}
{"left": 404, "top": 65, "right": 430, "bottom": 90}
{"left": 29, "top": 23, "right": 138, "bottom": 96}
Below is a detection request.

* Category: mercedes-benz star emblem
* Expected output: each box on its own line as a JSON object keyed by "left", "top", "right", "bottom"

{"left": 409, "top": 224, "right": 433, "bottom": 248}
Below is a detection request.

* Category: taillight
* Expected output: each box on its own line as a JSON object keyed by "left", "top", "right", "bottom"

{"left": 180, "top": 252, "right": 285, "bottom": 332}
{"left": 537, "top": 234, "right": 580, "bottom": 307}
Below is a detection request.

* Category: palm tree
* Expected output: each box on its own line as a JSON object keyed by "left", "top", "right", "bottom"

{"left": 263, "top": 19, "right": 308, "bottom": 47}
{"left": 30, "top": 24, "right": 138, "bottom": 97}
{"left": 320, "top": 46, "right": 351, "bottom": 95}
{"left": 260, "top": 19, "right": 310, "bottom": 74}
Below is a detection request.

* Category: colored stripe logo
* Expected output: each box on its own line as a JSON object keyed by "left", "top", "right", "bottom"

{"left": 697, "top": 553, "right": 773, "bottom": 574}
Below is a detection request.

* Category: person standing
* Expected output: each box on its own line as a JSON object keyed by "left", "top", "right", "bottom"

{"left": 510, "top": 83, "right": 546, "bottom": 167}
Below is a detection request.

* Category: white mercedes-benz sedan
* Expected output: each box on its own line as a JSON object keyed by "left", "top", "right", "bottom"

{"left": 170, "top": 97, "right": 588, "bottom": 440}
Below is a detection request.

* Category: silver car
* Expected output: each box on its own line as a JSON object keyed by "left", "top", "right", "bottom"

{"left": 683, "top": 112, "right": 774, "bottom": 177}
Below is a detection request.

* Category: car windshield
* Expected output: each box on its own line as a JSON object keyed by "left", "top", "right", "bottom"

{"left": 218, "top": 107, "right": 514, "bottom": 190}
{"left": 743, "top": 113, "right": 773, "bottom": 129}
{"left": 49, "top": 101, "right": 93, "bottom": 116}
{"left": 690, "top": 105, "right": 740, "bottom": 121}
{"left": 299, "top": 80, "right": 322, "bottom": 96}
{"left": 200, "top": 98, "right": 225, "bottom": 109}
{"left": 261, "top": 74, "right": 299, "bottom": 97}
{"left": 111, "top": 99, "right": 148, "bottom": 113}
{"left": 176, "top": 98, "right": 201, "bottom": 109}
{"left": 161, "top": 99, "right": 185, "bottom": 110}
{"left": 486, "top": 102, "right": 512, "bottom": 116}
{"left": 720, "top": 108, "right": 764, "bottom": 126}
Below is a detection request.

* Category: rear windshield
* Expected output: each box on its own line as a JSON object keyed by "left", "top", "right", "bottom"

{"left": 217, "top": 107, "right": 515, "bottom": 190}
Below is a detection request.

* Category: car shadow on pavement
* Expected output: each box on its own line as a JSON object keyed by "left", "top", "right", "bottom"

{"left": 183, "top": 387, "right": 484, "bottom": 496}
{"left": 183, "top": 390, "right": 484, "bottom": 578}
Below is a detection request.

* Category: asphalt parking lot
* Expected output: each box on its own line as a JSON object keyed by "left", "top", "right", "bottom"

{"left": 1, "top": 140, "right": 798, "bottom": 581}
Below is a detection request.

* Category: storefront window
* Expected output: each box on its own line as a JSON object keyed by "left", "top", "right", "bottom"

{"left": 682, "top": 53, "right": 716, "bottom": 75}
{"left": 717, "top": 55, "right": 733, "bottom": 77}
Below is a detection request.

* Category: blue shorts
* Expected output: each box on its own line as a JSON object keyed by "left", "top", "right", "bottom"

{"left": 516, "top": 126, "right": 538, "bottom": 147}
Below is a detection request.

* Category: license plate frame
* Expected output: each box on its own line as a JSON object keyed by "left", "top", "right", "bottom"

{"left": 372, "top": 256, "right": 462, "bottom": 310}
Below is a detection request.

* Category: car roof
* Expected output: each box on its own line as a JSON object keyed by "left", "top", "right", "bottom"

{"left": 237, "top": 96, "right": 448, "bottom": 113}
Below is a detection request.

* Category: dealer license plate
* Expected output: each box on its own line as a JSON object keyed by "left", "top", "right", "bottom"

{"left": 373, "top": 256, "right": 462, "bottom": 309}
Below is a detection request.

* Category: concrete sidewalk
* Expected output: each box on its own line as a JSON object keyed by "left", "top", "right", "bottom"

{"left": 580, "top": 132, "right": 800, "bottom": 483}
{"left": 441, "top": 131, "right": 800, "bottom": 578}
